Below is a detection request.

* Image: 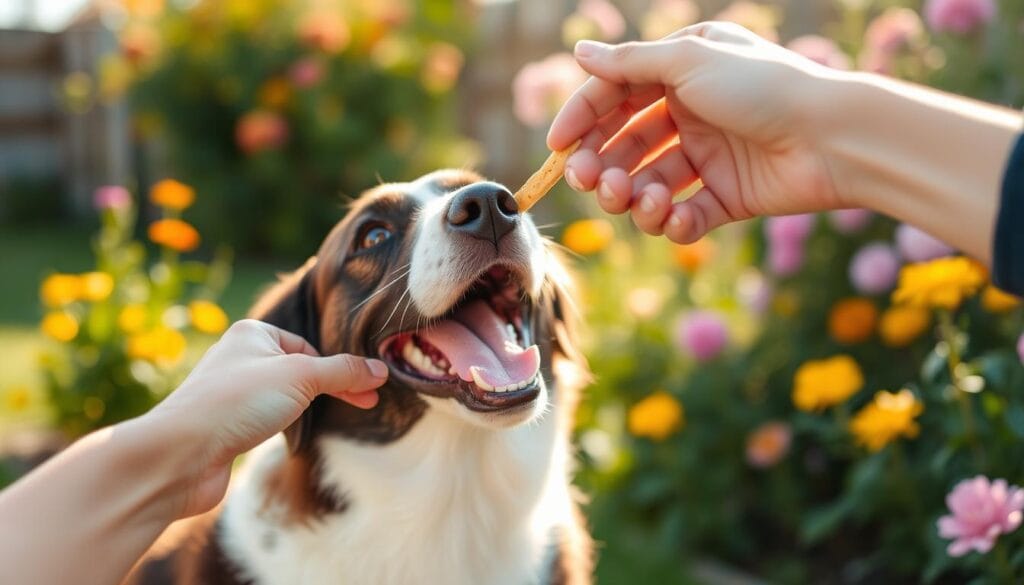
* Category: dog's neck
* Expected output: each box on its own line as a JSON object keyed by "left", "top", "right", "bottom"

{"left": 220, "top": 390, "right": 573, "bottom": 585}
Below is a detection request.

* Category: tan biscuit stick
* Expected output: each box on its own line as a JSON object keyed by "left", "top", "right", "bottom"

{"left": 513, "top": 140, "right": 581, "bottom": 212}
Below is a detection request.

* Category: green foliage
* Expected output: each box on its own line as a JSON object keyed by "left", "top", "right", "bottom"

{"left": 555, "top": 0, "right": 1024, "bottom": 582}
{"left": 121, "top": 0, "right": 476, "bottom": 256}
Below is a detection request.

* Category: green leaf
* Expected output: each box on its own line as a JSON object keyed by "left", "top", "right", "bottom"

{"left": 1005, "top": 403, "right": 1024, "bottom": 439}
{"left": 800, "top": 497, "right": 856, "bottom": 545}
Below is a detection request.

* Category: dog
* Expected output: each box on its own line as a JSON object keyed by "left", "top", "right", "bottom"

{"left": 125, "top": 170, "right": 593, "bottom": 584}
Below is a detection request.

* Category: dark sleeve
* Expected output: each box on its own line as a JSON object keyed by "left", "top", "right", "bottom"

{"left": 993, "top": 133, "right": 1024, "bottom": 295}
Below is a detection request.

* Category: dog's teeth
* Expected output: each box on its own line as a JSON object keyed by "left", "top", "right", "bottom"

{"left": 469, "top": 367, "right": 494, "bottom": 392}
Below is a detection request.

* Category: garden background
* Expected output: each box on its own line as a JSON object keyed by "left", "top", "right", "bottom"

{"left": 2, "top": 0, "right": 1024, "bottom": 583}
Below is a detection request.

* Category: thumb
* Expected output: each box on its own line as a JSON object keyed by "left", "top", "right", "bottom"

{"left": 573, "top": 38, "right": 697, "bottom": 86}
{"left": 298, "top": 354, "right": 389, "bottom": 399}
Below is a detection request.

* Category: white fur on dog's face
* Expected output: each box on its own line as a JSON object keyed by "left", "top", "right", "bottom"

{"left": 376, "top": 170, "right": 553, "bottom": 429}
{"left": 407, "top": 171, "right": 547, "bottom": 318}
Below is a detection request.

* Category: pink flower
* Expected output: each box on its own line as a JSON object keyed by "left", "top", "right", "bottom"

{"left": 768, "top": 241, "right": 805, "bottom": 277}
{"left": 828, "top": 209, "right": 873, "bottom": 234}
{"left": 235, "top": 110, "right": 289, "bottom": 155}
{"left": 786, "top": 35, "right": 851, "bottom": 70}
{"left": 764, "top": 214, "right": 815, "bottom": 247}
{"left": 1017, "top": 333, "right": 1024, "bottom": 364}
{"left": 512, "top": 54, "right": 587, "bottom": 127}
{"left": 577, "top": 0, "right": 626, "bottom": 40}
{"left": 93, "top": 185, "right": 131, "bottom": 210}
{"left": 924, "top": 0, "right": 996, "bottom": 35}
{"left": 937, "top": 476, "right": 1024, "bottom": 557}
{"left": 895, "top": 223, "right": 955, "bottom": 262}
{"left": 288, "top": 57, "right": 325, "bottom": 88}
{"left": 858, "top": 8, "right": 924, "bottom": 74}
{"left": 676, "top": 311, "right": 729, "bottom": 362}
{"left": 849, "top": 242, "right": 901, "bottom": 294}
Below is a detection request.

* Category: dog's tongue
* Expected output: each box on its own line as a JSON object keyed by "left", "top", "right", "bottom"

{"left": 417, "top": 300, "right": 539, "bottom": 388}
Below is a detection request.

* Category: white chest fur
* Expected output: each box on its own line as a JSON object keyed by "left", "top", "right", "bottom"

{"left": 220, "top": 399, "right": 572, "bottom": 585}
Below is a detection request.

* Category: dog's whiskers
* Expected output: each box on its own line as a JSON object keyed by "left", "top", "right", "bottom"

{"left": 375, "top": 287, "right": 410, "bottom": 340}
{"left": 351, "top": 266, "right": 411, "bottom": 313}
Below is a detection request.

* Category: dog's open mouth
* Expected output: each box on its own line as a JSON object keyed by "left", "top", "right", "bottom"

{"left": 378, "top": 265, "right": 541, "bottom": 412}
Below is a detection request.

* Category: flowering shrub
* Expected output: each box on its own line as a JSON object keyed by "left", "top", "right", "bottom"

{"left": 520, "top": 0, "right": 1024, "bottom": 581}
{"left": 37, "top": 183, "right": 230, "bottom": 438}
{"left": 107, "top": 0, "right": 475, "bottom": 255}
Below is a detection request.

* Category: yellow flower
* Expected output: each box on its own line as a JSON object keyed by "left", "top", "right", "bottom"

{"left": 118, "top": 304, "right": 148, "bottom": 334}
{"left": 189, "top": 300, "right": 229, "bottom": 334}
{"left": 792, "top": 355, "right": 864, "bottom": 412}
{"left": 878, "top": 305, "right": 931, "bottom": 347}
{"left": 4, "top": 385, "right": 32, "bottom": 412}
{"left": 892, "top": 257, "right": 986, "bottom": 310}
{"left": 148, "top": 218, "right": 200, "bottom": 252}
{"left": 149, "top": 179, "right": 195, "bottom": 210}
{"left": 849, "top": 389, "right": 923, "bottom": 452}
{"left": 981, "top": 286, "right": 1021, "bottom": 313}
{"left": 828, "top": 298, "right": 878, "bottom": 344}
{"left": 673, "top": 238, "right": 716, "bottom": 273}
{"left": 628, "top": 391, "right": 684, "bottom": 441}
{"left": 80, "top": 272, "right": 114, "bottom": 302}
{"left": 258, "top": 77, "right": 292, "bottom": 109}
{"left": 41, "top": 311, "right": 79, "bottom": 342}
{"left": 127, "top": 326, "right": 187, "bottom": 365}
{"left": 562, "top": 219, "right": 613, "bottom": 255}
{"left": 40, "top": 273, "right": 82, "bottom": 307}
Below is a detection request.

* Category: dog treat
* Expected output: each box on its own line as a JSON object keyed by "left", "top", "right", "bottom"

{"left": 513, "top": 140, "right": 581, "bottom": 212}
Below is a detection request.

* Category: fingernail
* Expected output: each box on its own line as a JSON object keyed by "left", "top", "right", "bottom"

{"left": 667, "top": 213, "right": 682, "bottom": 229}
{"left": 565, "top": 166, "right": 584, "bottom": 191}
{"left": 366, "top": 359, "right": 388, "bottom": 378}
{"left": 597, "top": 181, "right": 614, "bottom": 202}
{"left": 575, "top": 40, "right": 607, "bottom": 59}
{"left": 639, "top": 193, "right": 656, "bottom": 213}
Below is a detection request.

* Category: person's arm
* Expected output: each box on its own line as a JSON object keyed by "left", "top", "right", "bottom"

{"left": 0, "top": 320, "right": 387, "bottom": 585}
{"left": 818, "top": 73, "right": 1022, "bottom": 265}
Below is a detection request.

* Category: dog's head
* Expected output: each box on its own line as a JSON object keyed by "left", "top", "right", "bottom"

{"left": 250, "top": 170, "right": 583, "bottom": 451}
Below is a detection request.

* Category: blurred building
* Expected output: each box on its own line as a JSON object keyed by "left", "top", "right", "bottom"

{"left": 0, "top": 0, "right": 129, "bottom": 222}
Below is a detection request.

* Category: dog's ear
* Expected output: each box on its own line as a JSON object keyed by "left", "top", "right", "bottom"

{"left": 248, "top": 257, "right": 320, "bottom": 453}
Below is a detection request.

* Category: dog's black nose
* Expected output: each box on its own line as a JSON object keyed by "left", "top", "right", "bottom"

{"left": 446, "top": 182, "right": 519, "bottom": 247}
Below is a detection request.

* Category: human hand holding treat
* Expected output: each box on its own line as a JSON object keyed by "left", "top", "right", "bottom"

{"left": 513, "top": 140, "right": 581, "bottom": 212}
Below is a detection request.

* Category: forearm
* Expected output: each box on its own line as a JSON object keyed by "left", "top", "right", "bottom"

{"left": 819, "top": 72, "right": 1022, "bottom": 264}
{"left": 0, "top": 415, "right": 194, "bottom": 585}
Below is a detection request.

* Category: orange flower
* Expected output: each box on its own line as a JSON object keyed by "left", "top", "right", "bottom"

{"left": 878, "top": 305, "right": 931, "bottom": 347}
{"left": 148, "top": 219, "right": 200, "bottom": 252}
{"left": 298, "top": 11, "right": 350, "bottom": 53}
{"left": 981, "top": 286, "right": 1021, "bottom": 313}
{"left": 258, "top": 77, "right": 292, "bottom": 110}
{"left": 746, "top": 421, "right": 792, "bottom": 468}
{"left": 41, "top": 311, "right": 79, "bottom": 342}
{"left": 828, "top": 297, "right": 877, "bottom": 344}
{"left": 189, "top": 300, "right": 229, "bottom": 334}
{"left": 562, "top": 219, "right": 613, "bottom": 255}
{"left": 118, "top": 304, "right": 148, "bottom": 334}
{"left": 40, "top": 274, "right": 82, "bottom": 307}
{"left": 127, "top": 326, "right": 187, "bottom": 366}
{"left": 673, "top": 238, "right": 716, "bottom": 273}
{"left": 80, "top": 272, "right": 114, "bottom": 302}
{"left": 149, "top": 179, "right": 195, "bottom": 210}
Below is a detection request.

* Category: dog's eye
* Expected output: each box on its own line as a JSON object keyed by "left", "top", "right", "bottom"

{"left": 358, "top": 225, "right": 393, "bottom": 250}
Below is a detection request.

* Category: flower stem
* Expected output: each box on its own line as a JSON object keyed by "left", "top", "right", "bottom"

{"left": 937, "top": 309, "right": 982, "bottom": 459}
{"left": 993, "top": 540, "right": 1014, "bottom": 584}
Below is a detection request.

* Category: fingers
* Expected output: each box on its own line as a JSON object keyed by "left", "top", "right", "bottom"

{"left": 296, "top": 353, "right": 389, "bottom": 406}
{"left": 631, "top": 183, "right": 673, "bottom": 235}
{"left": 596, "top": 100, "right": 677, "bottom": 174}
{"left": 664, "top": 186, "right": 738, "bottom": 244}
{"left": 267, "top": 324, "right": 321, "bottom": 357}
{"left": 548, "top": 78, "right": 663, "bottom": 152}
